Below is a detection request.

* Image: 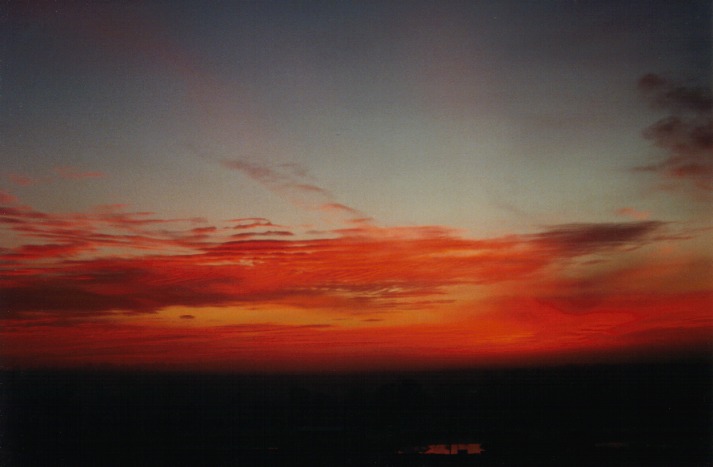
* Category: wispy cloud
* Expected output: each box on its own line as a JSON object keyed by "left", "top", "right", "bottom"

{"left": 54, "top": 166, "right": 107, "bottom": 180}
{"left": 220, "top": 159, "right": 332, "bottom": 202}
{"left": 320, "top": 203, "right": 363, "bottom": 216}
{"left": 221, "top": 159, "right": 366, "bottom": 221}
{"left": 5, "top": 167, "right": 106, "bottom": 186}
{"left": 7, "top": 173, "right": 39, "bottom": 186}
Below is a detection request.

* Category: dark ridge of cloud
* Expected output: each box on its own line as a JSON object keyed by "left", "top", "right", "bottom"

{"left": 637, "top": 116, "right": 713, "bottom": 191}
{"left": 532, "top": 221, "right": 665, "bottom": 255}
{"left": 0, "top": 206, "right": 49, "bottom": 220}
{"left": 636, "top": 74, "right": 713, "bottom": 193}
{"left": 231, "top": 230, "right": 294, "bottom": 239}
{"left": 1, "top": 258, "right": 241, "bottom": 317}
{"left": 229, "top": 218, "right": 276, "bottom": 229}
{"left": 179, "top": 314, "right": 195, "bottom": 319}
{"left": 638, "top": 73, "right": 712, "bottom": 113}
{"left": 1, "top": 285, "right": 140, "bottom": 317}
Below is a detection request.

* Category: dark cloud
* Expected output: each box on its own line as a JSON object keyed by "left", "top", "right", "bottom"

{"left": 636, "top": 74, "right": 712, "bottom": 193}
{"left": 230, "top": 230, "right": 294, "bottom": 238}
{"left": 1, "top": 256, "right": 242, "bottom": 317}
{"left": 532, "top": 221, "right": 665, "bottom": 255}
{"left": 229, "top": 217, "right": 277, "bottom": 229}
{"left": 638, "top": 73, "right": 712, "bottom": 113}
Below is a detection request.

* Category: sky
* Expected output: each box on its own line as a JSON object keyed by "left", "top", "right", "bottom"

{"left": 1, "top": 0, "right": 711, "bottom": 371}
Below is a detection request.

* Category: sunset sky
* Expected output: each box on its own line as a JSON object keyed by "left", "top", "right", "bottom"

{"left": 1, "top": 0, "right": 711, "bottom": 371}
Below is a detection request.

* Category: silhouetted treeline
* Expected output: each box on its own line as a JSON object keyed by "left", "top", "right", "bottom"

{"left": 2, "top": 359, "right": 711, "bottom": 466}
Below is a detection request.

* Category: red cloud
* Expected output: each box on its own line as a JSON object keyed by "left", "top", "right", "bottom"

{"left": 0, "top": 196, "right": 679, "bottom": 320}
{"left": 3, "top": 296, "right": 710, "bottom": 371}
{"left": 0, "top": 202, "right": 222, "bottom": 262}
{"left": 1, "top": 196, "right": 710, "bottom": 369}
{"left": 0, "top": 190, "right": 18, "bottom": 204}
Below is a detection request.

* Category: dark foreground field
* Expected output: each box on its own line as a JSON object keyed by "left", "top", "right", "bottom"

{"left": 2, "top": 359, "right": 711, "bottom": 466}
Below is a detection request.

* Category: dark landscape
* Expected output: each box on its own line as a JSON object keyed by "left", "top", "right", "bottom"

{"left": 3, "top": 358, "right": 711, "bottom": 466}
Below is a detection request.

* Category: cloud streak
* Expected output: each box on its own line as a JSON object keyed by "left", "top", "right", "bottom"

{"left": 221, "top": 159, "right": 366, "bottom": 222}
{"left": 54, "top": 166, "right": 107, "bottom": 180}
{"left": 5, "top": 167, "right": 106, "bottom": 187}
